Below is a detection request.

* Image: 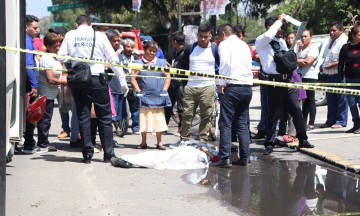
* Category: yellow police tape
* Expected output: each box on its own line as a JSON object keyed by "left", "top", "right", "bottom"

{"left": 2, "top": 45, "right": 360, "bottom": 96}
{"left": 25, "top": 66, "right": 213, "bottom": 81}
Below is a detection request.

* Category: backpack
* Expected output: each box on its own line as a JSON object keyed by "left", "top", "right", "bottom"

{"left": 269, "top": 40, "right": 298, "bottom": 75}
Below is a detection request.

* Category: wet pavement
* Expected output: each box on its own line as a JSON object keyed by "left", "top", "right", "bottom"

{"left": 185, "top": 152, "right": 360, "bottom": 216}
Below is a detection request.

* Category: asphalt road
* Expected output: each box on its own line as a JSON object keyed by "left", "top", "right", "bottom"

{"left": 6, "top": 86, "right": 359, "bottom": 215}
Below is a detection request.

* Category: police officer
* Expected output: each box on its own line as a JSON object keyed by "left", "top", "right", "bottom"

{"left": 255, "top": 14, "right": 314, "bottom": 155}
{"left": 58, "top": 15, "right": 128, "bottom": 163}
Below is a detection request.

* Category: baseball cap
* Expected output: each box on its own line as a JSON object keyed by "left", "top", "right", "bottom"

{"left": 48, "top": 27, "right": 66, "bottom": 35}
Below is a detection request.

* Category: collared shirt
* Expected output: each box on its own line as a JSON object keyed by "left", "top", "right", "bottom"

{"left": 58, "top": 25, "right": 126, "bottom": 85}
{"left": 255, "top": 20, "right": 288, "bottom": 75}
{"left": 323, "top": 33, "right": 348, "bottom": 75}
{"left": 187, "top": 43, "right": 215, "bottom": 87}
{"left": 26, "top": 34, "right": 38, "bottom": 88}
{"left": 218, "top": 35, "right": 253, "bottom": 86}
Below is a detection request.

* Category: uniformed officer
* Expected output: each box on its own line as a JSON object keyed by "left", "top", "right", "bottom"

{"left": 255, "top": 14, "right": 314, "bottom": 155}
{"left": 58, "top": 15, "right": 128, "bottom": 163}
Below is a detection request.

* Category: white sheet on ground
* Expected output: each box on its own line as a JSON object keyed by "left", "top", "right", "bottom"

{"left": 121, "top": 146, "right": 209, "bottom": 170}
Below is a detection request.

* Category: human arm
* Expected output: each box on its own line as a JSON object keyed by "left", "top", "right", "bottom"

{"left": 255, "top": 14, "right": 286, "bottom": 50}
{"left": 26, "top": 37, "right": 38, "bottom": 96}
{"left": 162, "top": 72, "right": 171, "bottom": 91}
{"left": 337, "top": 44, "right": 346, "bottom": 79}
{"left": 217, "top": 42, "right": 231, "bottom": 88}
{"left": 130, "top": 70, "right": 141, "bottom": 92}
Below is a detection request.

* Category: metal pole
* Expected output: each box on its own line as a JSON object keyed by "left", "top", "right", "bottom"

{"left": 136, "top": 10, "right": 140, "bottom": 31}
{"left": 178, "top": 0, "right": 182, "bottom": 31}
{"left": 0, "top": 0, "right": 6, "bottom": 214}
{"left": 203, "top": 0, "right": 207, "bottom": 22}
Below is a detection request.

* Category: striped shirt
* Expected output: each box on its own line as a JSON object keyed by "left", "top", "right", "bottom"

{"left": 323, "top": 33, "right": 348, "bottom": 75}
{"left": 38, "top": 55, "right": 62, "bottom": 100}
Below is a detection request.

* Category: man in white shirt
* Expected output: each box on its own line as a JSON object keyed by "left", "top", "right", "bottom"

{"left": 319, "top": 22, "right": 348, "bottom": 129}
{"left": 255, "top": 14, "right": 314, "bottom": 155}
{"left": 58, "top": 15, "right": 128, "bottom": 164}
{"left": 210, "top": 24, "right": 253, "bottom": 168}
{"left": 175, "top": 23, "right": 216, "bottom": 146}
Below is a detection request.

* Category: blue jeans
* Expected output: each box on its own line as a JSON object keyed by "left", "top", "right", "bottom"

{"left": 60, "top": 112, "right": 71, "bottom": 132}
{"left": 345, "top": 77, "right": 360, "bottom": 126}
{"left": 37, "top": 100, "right": 55, "bottom": 148}
{"left": 111, "top": 93, "right": 127, "bottom": 121}
{"left": 218, "top": 85, "right": 252, "bottom": 160}
{"left": 325, "top": 75, "right": 348, "bottom": 126}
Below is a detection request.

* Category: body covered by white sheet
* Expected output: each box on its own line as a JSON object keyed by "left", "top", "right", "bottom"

{"left": 121, "top": 146, "right": 209, "bottom": 170}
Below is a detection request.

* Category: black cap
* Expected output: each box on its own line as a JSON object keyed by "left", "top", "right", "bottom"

{"left": 48, "top": 27, "right": 66, "bottom": 35}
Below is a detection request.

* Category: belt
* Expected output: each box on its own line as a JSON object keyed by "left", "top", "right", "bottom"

{"left": 226, "top": 84, "right": 251, "bottom": 87}
{"left": 260, "top": 72, "right": 290, "bottom": 82}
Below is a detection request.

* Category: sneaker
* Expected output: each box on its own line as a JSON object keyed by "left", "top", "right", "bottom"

{"left": 57, "top": 131, "right": 70, "bottom": 139}
{"left": 33, "top": 146, "right": 49, "bottom": 154}
{"left": 133, "top": 131, "right": 140, "bottom": 135}
{"left": 169, "top": 140, "right": 191, "bottom": 149}
{"left": 23, "top": 146, "right": 35, "bottom": 154}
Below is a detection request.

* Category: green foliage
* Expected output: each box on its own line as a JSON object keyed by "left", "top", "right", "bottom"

{"left": 274, "top": 0, "right": 360, "bottom": 35}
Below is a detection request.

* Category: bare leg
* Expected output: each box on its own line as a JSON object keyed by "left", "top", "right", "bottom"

{"left": 141, "top": 132, "right": 147, "bottom": 145}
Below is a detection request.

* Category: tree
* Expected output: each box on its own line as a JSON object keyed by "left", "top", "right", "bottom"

{"left": 274, "top": 0, "right": 360, "bottom": 34}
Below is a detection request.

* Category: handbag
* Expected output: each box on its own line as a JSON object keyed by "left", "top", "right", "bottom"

{"left": 25, "top": 93, "right": 47, "bottom": 125}
{"left": 67, "top": 30, "right": 96, "bottom": 89}
{"left": 59, "top": 85, "right": 73, "bottom": 113}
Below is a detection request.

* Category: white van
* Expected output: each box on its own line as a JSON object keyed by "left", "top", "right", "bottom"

{"left": 0, "top": 0, "right": 25, "bottom": 163}
{"left": 310, "top": 34, "right": 330, "bottom": 106}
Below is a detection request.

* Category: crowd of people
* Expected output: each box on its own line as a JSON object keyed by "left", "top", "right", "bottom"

{"left": 21, "top": 13, "right": 360, "bottom": 167}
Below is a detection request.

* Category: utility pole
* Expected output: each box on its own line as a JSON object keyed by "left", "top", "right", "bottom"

{"left": 178, "top": 0, "right": 182, "bottom": 31}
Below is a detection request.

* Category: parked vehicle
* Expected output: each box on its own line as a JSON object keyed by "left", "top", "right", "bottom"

{"left": 1, "top": 0, "right": 25, "bottom": 163}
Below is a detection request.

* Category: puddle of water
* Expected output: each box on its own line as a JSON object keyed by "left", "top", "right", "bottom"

{"left": 184, "top": 154, "right": 360, "bottom": 215}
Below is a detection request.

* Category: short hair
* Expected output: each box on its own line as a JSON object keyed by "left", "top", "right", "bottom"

{"left": 302, "top": 29, "right": 312, "bottom": 37}
{"left": 217, "top": 24, "right": 234, "bottom": 37}
{"left": 105, "top": 29, "right": 121, "bottom": 40}
{"left": 198, "top": 23, "right": 211, "bottom": 33}
{"left": 143, "top": 40, "right": 158, "bottom": 51}
{"left": 329, "top": 21, "right": 344, "bottom": 31}
{"left": 76, "top": 15, "right": 91, "bottom": 26}
{"left": 43, "top": 32, "right": 61, "bottom": 47}
{"left": 26, "top": 15, "right": 39, "bottom": 25}
{"left": 349, "top": 24, "right": 360, "bottom": 41}
{"left": 265, "top": 17, "right": 277, "bottom": 28}
{"left": 172, "top": 31, "right": 185, "bottom": 45}
{"left": 233, "top": 24, "right": 246, "bottom": 35}
{"left": 122, "top": 38, "right": 135, "bottom": 46}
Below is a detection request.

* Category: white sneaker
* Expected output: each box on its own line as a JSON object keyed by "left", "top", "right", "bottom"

{"left": 33, "top": 146, "right": 49, "bottom": 154}
{"left": 169, "top": 140, "right": 191, "bottom": 149}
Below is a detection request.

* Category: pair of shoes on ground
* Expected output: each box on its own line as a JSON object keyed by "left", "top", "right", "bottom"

{"left": 135, "top": 143, "right": 166, "bottom": 150}
{"left": 262, "top": 140, "right": 314, "bottom": 155}
{"left": 210, "top": 158, "right": 250, "bottom": 168}
{"left": 23, "top": 145, "right": 57, "bottom": 154}
{"left": 57, "top": 131, "right": 70, "bottom": 139}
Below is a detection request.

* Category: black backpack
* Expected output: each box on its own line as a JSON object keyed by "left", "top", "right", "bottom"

{"left": 269, "top": 40, "right": 297, "bottom": 75}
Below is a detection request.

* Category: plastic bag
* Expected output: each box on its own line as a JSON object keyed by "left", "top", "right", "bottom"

{"left": 59, "top": 85, "right": 73, "bottom": 113}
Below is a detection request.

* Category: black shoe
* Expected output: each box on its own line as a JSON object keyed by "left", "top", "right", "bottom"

{"left": 82, "top": 158, "right": 91, "bottom": 164}
{"left": 110, "top": 157, "right": 133, "bottom": 168}
{"left": 263, "top": 146, "right": 273, "bottom": 155}
{"left": 252, "top": 131, "right": 266, "bottom": 139}
{"left": 70, "top": 140, "right": 82, "bottom": 148}
{"left": 104, "top": 156, "right": 116, "bottom": 163}
{"left": 232, "top": 158, "right": 250, "bottom": 166}
{"left": 298, "top": 140, "right": 314, "bottom": 148}
{"left": 113, "top": 140, "right": 125, "bottom": 148}
{"left": 346, "top": 126, "right": 360, "bottom": 133}
{"left": 210, "top": 158, "right": 232, "bottom": 168}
